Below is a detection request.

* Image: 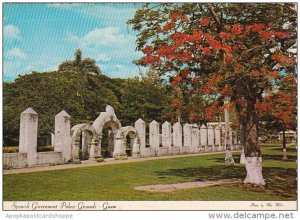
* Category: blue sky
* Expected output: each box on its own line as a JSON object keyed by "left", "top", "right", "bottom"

{"left": 3, "top": 3, "right": 145, "bottom": 82}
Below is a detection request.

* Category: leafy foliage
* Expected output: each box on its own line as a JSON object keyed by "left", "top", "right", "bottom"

{"left": 3, "top": 50, "right": 172, "bottom": 146}
{"left": 128, "top": 3, "right": 297, "bottom": 156}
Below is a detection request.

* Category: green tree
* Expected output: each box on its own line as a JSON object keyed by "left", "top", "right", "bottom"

{"left": 58, "top": 49, "right": 101, "bottom": 75}
{"left": 119, "top": 69, "right": 170, "bottom": 125}
{"left": 3, "top": 71, "right": 121, "bottom": 146}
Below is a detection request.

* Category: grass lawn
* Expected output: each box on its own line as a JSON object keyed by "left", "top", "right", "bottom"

{"left": 3, "top": 145, "right": 297, "bottom": 201}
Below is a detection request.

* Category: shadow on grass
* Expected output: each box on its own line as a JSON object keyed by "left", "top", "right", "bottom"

{"left": 262, "top": 154, "right": 297, "bottom": 162}
{"left": 156, "top": 165, "right": 297, "bottom": 199}
{"left": 212, "top": 155, "right": 241, "bottom": 164}
{"left": 267, "top": 147, "right": 297, "bottom": 153}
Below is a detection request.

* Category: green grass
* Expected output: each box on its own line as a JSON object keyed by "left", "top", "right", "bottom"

{"left": 3, "top": 145, "right": 297, "bottom": 201}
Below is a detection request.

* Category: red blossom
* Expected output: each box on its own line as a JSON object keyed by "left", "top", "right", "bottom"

{"left": 246, "top": 23, "right": 265, "bottom": 32}
{"left": 192, "top": 30, "right": 203, "bottom": 41}
{"left": 143, "top": 55, "right": 161, "bottom": 65}
{"left": 202, "top": 47, "right": 211, "bottom": 55}
{"left": 171, "top": 75, "right": 182, "bottom": 87}
{"left": 157, "top": 26, "right": 162, "bottom": 32}
{"left": 249, "top": 70, "right": 260, "bottom": 77}
{"left": 274, "top": 32, "right": 290, "bottom": 39}
{"left": 259, "top": 31, "right": 273, "bottom": 40}
{"left": 156, "top": 46, "right": 172, "bottom": 56}
{"left": 193, "top": 77, "right": 199, "bottom": 84}
{"left": 220, "top": 86, "right": 233, "bottom": 96}
{"left": 181, "top": 68, "right": 189, "bottom": 78}
{"left": 171, "top": 33, "right": 189, "bottom": 40}
{"left": 200, "top": 18, "right": 210, "bottom": 26}
{"left": 171, "top": 13, "right": 189, "bottom": 22}
{"left": 222, "top": 45, "right": 233, "bottom": 54}
{"left": 163, "top": 22, "right": 175, "bottom": 32}
{"left": 231, "top": 24, "right": 243, "bottom": 35}
{"left": 210, "top": 40, "right": 222, "bottom": 50}
{"left": 204, "top": 33, "right": 213, "bottom": 41}
{"left": 219, "top": 32, "right": 232, "bottom": 39}
{"left": 269, "top": 71, "right": 280, "bottom": 80}
{"left": 271, "top": 53, "right": 296, "bottom": 66}
{"left": 142, "top": 45, "right": 153, "bottom": 54}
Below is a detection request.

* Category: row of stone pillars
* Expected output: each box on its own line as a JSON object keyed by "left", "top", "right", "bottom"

{"left": 134, "top": 118, "right": 238, "bottom": 156}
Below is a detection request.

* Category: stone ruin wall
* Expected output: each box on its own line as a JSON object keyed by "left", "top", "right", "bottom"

{"left": 3, "top": 106, "right": 242, "bottom": 169}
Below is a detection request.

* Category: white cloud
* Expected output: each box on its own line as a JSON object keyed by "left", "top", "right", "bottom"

{"left": 70, "top": 26, "right": 127, "bottom": 48}
{"left": 4, "top": 24, "right": 21, "bottom": 40}
{"left": 7, "top": 48, "right": 27, "bottom": 59}
{"left": 94, "top": 53, "right": 111, "bottom": 62}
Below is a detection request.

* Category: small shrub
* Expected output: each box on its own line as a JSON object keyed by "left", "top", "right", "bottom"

{"left": 37, "top": 145, "right": 54, "bottom": 152}
{"left": 3, "top": 146, "right": 19, "bottom": 153}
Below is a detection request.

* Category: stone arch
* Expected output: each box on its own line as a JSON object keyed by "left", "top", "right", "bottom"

{"left": 92, "top": 105, "right": 122, "bottom": 158}
{"left": 92, "top": 105, "right": 121, "bottom": 135}
{"left": 113, "top": 126, "right": 140, "bottom": 159}
{"left": 70, "top": 124, "right": 102, "bottom": 163}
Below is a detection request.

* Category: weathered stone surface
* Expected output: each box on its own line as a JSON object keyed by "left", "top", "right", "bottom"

{"left": 3, "top": 153, "right": 27, "bottom": 169}
{"left": 135, "top": 118, "right": 146, "bottom": 151}
{"left": 200, "top": 124, "right": 207, "bottom": 151}
{"left": 207, "top": 125, "right": 214, "bottom": 145}
{"left": 214, "top": 125, "right": 221, "bottom": 151}
{"left": 132, "top": 137, "right": 141, "bottom": 158}
{"left": 70, "top": 124, "right": 101, "bottom": 163}
{"left": 36, "top": 152, "right": 64, "bottom": 166}
{"left": 191, "top": 124, "right": 199, "bottom": 152}
{"left": 149, "top": 120, "right": 160, "bottom": 150}
{"left": 55, "top": 110, "right": 72, "bottom": 162}
{"left": 162, "top": 121, "right": 172, "bottom": 149}
{"left": 113, "top": 130, "right": 127, "bottom": 160}
{"left": 172, "top": 122, "right": 182, "bottom": 150}
{"left": 19, "top": 107, "right": 38, "bottom": 167}
{"left": 183, "top": 123, "right": 192, "bottom": 154}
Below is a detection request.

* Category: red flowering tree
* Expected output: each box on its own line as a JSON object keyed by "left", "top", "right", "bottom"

{"left": 256, "top": 73, "right": 297, "bottom": 159}
{"left": 128, "top": 3, "right": 296, "bottom": 185}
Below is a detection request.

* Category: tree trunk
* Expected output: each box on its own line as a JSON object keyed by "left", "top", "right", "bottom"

{"left": 224, "top": 101, "right": 234, "bottom": 166}
{"left": 282, "top": 127, "right": 288, "bottom": 160}
{"left": 242, "top": 99, "right": 265, "bottom": 185}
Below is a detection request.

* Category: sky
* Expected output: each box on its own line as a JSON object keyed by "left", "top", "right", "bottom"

{"left": 3, "top": 3, "right": 145, "bottom": 82}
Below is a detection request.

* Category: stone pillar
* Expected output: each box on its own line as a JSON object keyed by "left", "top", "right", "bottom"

{"left": 214, "top": 125, "right": 221, "bottom": 151}
{"left": 221, "top": 126, "right": 226, "bottom": 151}
{"left": 224, "top": 105, "right": 230, "bottom": 150}
{"left": 173, "top": 122, "right": 182, "bottom": 153}
{"left": 72, "top": 140, "right": 81, "bottom": 164}
{"left": 207, "top": 125, "right": 215, "bottom": 151}
{"left": 149, "top": 120, "right": 160, "bottom": 155}
{"left": 135, "top": 118, "right": 146, "bottom": 151}
{"left": 183, "top": 123, "right": 192, "bottom": 154}
{"left": 50, "top": 133, "right": 55, "bottom": 146}
{"left": 162, "top": 121, "right": 172, "bottom": 150}
{"left": 89, "top": 141, "right": 96, "bottom": 162}
{"left": 113, "top": 130, "right": 127, "bottom": 160}
{"left": 132, "top": 137, "right": 141, "bottom": 158}
{"left": 89, "top": 138, "right": 103, "bottom": 162}
{"left": 54, "top": 110, "right": 72, "bottom": 162}
{"left": 200, "top": 124, "right": 207, "bottom": 151}
{"left": 229, "top": 127, "right": 233, "bottom": 148}
{"left": 19, "top": 107, "right": 38, "bottom": 167}
{"left": 191, "top": 124, "right": 199, "bottom": 153}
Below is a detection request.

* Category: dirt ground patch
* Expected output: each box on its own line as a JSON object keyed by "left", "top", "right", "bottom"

{"left": 134, "top": 178, "right": 242, "bottom": 192}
